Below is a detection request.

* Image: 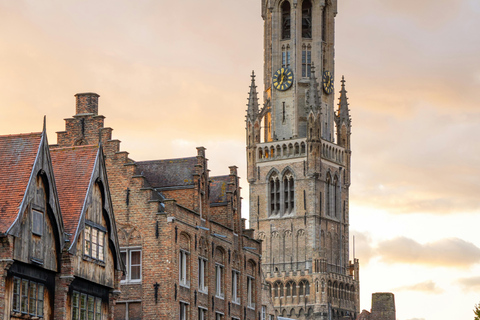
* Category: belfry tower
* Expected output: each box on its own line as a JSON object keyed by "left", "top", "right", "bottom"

{"left": 246, "top": 1, "right": 359, "bottom": 319}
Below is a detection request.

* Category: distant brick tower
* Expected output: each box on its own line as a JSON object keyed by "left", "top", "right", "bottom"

{"left": 357, "top": 293, "right": 396, "bottom": 320}
{"left": 246, "top": 0, "right": 359, "bottom": 319}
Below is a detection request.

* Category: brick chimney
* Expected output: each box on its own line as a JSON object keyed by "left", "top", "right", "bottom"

{"left": 75, "top": 93, "right": 99, "bottom": 115}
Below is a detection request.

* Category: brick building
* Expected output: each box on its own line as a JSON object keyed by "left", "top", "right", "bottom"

{"left": 246, "top": 0, "right": 360, "bottom": 319}
{"left": 0, "top": 124, "right": 124, "bottom": 320}
{"left": 54, "top": 93, "right": 267, "bottom": 320}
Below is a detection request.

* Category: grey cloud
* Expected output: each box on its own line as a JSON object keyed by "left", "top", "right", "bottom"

{"left": 393, "top": 280, "right": 443, "bottom": 294}
{"left": 377, "top": 237, "right": 480, "bottom": 268}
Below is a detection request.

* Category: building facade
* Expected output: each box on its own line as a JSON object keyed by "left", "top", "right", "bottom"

{"left": 0, "top": 125, "right": 124, "bottom": 320}
{"left": 246, "top": 0, "right": 360, "bottom": 319}
{"left": 55, "top": 93, "right": 266, "bottom": 320}
{"left": 357, "top": 293, "right": 395, "bottom": 320}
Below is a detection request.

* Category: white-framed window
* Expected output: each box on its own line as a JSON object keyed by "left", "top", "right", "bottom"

{"left": 215, "top": 312, "right": 224, "bottom": 320}
{"left": 32, "top": 209, "right": 43, "bottom": 236}
{"left": 121, "top": 248, "right": 142, "bottom": 283}
{"left": 247, "top": 276, "right": 255, "bottom": 309}
{"left": 198, "top": 307, "right": 207, "bottom": 320}
{"left": 198, "top": 257, "right": 208, "bottom": 293}
{"left": 12, "top": 277, "right": 44, "bottom": 317}
{"left": 261, "top": 306, "right": 267, "bottom": 320}
{"left": 72, "top": 291, "right": 102, "bottom": 320}
{"left": 231, "top": 270, "right": 240, "bottom": 304}
{"left": 179, "top": 250, "right": 190, "bottom": 288}
{"left": 215, "top": 264, "right": 224, "bottom": 299}
{"left": 269, "top": 315, "right": 275, "bottom": 320}
{"left": 179, "top": 302, "right": 189, "bottom": 320}
{"left": 84, "top": 223, "right": 106, "bottom": 261}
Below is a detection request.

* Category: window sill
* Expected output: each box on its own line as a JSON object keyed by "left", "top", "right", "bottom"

{"left": 231, "top": 299, "right": 241, "bottom": 305}
{"left": 179, "top": 282, "right": 190, "bottom": 289}
{"left": 247, "top": 304, "right": 256, "bottom": 310}
{"left": 215, "top": 294, "right": 225, "bottom": 300}
{"left": 120, "top": 280, "right": 142, "bottom": 285}
{"left": 198, "top": 288, "right": 208, "bottom": 295}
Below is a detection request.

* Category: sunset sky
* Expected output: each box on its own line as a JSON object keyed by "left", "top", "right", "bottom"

{"left": 1, "top": 1, "right": 479, "bottom": 319}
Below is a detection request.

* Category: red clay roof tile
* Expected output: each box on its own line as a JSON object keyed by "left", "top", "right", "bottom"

{"left": 50, "top": 146, "right": 98, "bottom": 242}
{"left": 0, "top": 132, "right": 42, "bottom": 233}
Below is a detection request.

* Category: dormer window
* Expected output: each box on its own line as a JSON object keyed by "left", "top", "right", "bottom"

{"left": 32, "top": 210, "right": 43, "bottom": 236}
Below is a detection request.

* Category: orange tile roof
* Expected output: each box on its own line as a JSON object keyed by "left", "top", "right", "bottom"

{"left": 0, "top": 132, "right": 42, "bottom": 233}
{"left": 50, "top": 146, "right": 98, "bottom": 242}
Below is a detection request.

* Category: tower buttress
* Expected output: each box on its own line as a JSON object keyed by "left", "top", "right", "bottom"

{"left": 306, "top": 63, "right": 322, "bottom": 176}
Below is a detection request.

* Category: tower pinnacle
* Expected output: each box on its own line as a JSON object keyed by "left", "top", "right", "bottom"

{"left": 246, "top": 70, "right": 259, "bottom": 122}
{"left": 336, "top": 75, "right": 351, "bottom": 127}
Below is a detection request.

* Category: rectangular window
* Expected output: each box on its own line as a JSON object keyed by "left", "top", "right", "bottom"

{"left": 179, "top": 302, "right": 189, "bottom": 320}
{"left": 84, "top": 224, "right": 106, "bottom": 262}
{"left": 247, "top": 276, "right": 255, "bottom": 309}
{"left": 121, "top": 248, "right": 142, "bottom": 283}
{"left": 32, "top": 209, "right": 43, "bottom": 236}
{"left": 198, "top": 257, "right": 208, "bottom": 293}
{"left": 13, "top": 279, "right": 44, "bottom": 317}
{"left": 72, "top": 291, "right": 103, "bottom": 320}
{"left": 179, "top": 250, "right": 190, "bottom": 288}
{"left": 282, "top": 51, "right": 291, "bottom": 68}
{"left": 215, "top": 312, "right": 223, "bottom": 320}
{"left": 215, "top": 264, "right": 224, "bottom": 299}
{"left": 261, "top": 306, "right": 266, "bottom": 320}
{"left": 198, "top": 307, "right": 207, "bottom": 320}
{"left": 231, "top": 270, "right": 240, "bottom": 304}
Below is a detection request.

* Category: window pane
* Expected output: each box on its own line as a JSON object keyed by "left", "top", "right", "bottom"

{"left": 98, "top": 231, "right": 105, "bottom": 261}
{"left": 21, "top": 279, "right": 28, "bottom": 313}
{"left": 29, "top": 282, "right": 37, "bottom": 315}
{"left": 96, "top": 298, "right": 102, "bottom": 320}
{"left": 37, "top": 285, "right": 44, "bottom": 317}
{"left": 92, "top": 229, "right": 98, "bottom": 259}
{"left": 131, "top": 266, "right": 141, "bottom": 280}
{"left": 120, "top": 252, "right": 127, "bottom": 280}
{"left": 13, "top": 278, "right": 20, "bottom": 311}
{"left": 131, "top": 251, "right": 140, "bottom": 265}
{"left": 73, "top": 291, "right": 79, "bottom": 320}
{"left": 84, "top": 226, "right": 91, "bottom": 256}
{"left": 87, "top": 295, "right": 94, "bottom": 320}
{"left": 80, "top": 294, "right": 87, "bottom": 320}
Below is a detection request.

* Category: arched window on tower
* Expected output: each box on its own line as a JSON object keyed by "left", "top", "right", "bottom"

{"left": 283, "top": 172, "right": 294, "bottom": 214}
{"left": 325, "top": 173, "right": 331, "bottom": 216}
{"left": 333, "top": 176, "right": 338, "bottom": 218}
{"left": 281, "top": 1, "right": 291, "bottom": 40}
{"left": 282, "top": 45, "right": 291, "bottom": 68}
{"left": 269, "top": 174, "right": 281, "bottom": 215}
{"left": 302, "top": 0, "right": 312, "bottom": 38}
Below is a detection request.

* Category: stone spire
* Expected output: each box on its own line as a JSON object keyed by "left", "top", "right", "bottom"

{"left": 246, "top": 70, "right": 259, "bottom": 122}
{"left": 336, "top": 76, "right": 351, "bottom": 128}
{"left": 305, "top": 62, "right": 321, "bottom": 113}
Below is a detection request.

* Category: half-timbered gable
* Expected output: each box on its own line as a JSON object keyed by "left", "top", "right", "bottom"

{"left": 50, "top": 145, "right": 124, "bottom": 320}
{"left": 0, "top": 128, "right": 64, "bottom": 320}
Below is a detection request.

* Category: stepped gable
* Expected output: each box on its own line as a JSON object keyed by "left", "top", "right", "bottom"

{"left": 135, "top": 157, "right": 197, "bottom": 188}
{"left": 209, "top": 175, "right": 229, "bottom": 206}
{"left": 0, "top": 132, "right": 42, "bottom": 232}
{"left": 50, "top": 145, "right": 97, "bottom": 242}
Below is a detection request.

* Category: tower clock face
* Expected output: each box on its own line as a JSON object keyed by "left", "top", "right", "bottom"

{"left": 273, "top": 67, "right": 294, "bottom": 91}
{"left": 322, "top": 71, "right": 334, "bottom": 94}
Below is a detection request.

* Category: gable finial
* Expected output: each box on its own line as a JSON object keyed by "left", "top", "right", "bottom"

{"left": 43, "top": 115, "right": 46, "bottom": 133}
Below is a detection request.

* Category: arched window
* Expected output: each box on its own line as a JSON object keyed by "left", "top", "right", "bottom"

{"left": 333, "top": 176, "right": 338, "bottom": 217}
{"left": 283, "top": 172, "right": 294, "bottom": 214}
{"left": 302, "top": 0, "right": 312, "bottom": 38}
{"left": 286, "top": 282, "right": 291, "bottom": 296}
{"left": 281, "top": 1, "right": 291, "bottom": 40}
{"left": 269, "top": 174, "right": 281, "bottom": 215}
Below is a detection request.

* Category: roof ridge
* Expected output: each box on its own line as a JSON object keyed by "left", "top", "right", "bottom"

{"left": 0, "top": 132, "right": 42, "bottom": 138}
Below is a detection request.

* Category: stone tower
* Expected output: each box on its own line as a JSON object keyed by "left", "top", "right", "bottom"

{"left": 246, "top": 0, "right": 359, "bottom": 319}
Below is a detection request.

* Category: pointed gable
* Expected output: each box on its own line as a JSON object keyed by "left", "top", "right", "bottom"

{"left": 50, "top": 145, "right": 97, "bottom": 242}
{"left": 0, "top": 133, "right": 42, "bottom": 233}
